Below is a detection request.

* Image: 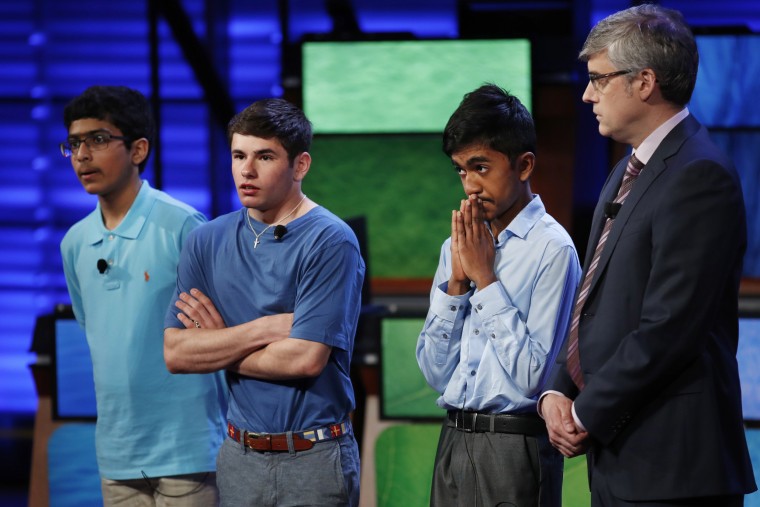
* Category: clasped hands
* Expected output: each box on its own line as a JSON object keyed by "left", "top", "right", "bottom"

{"left": 541, "top": 393, "right": 589, "bottom": 457}
{"left": 448, "top": 194, "right": 497, "bottom": 295}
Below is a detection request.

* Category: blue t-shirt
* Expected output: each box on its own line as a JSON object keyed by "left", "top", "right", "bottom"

{"left": 60, "top": 181, "right": 228, "bottom": 480}
{"left": 165, "top": 206, "right": 365, "bottom": 433}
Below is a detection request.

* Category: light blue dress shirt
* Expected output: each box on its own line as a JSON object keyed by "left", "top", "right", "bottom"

{"left": 416, "top": 195, "right": 581, "bottom": 414}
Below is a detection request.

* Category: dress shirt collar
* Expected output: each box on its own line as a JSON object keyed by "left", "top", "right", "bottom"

{"left": 494, "top": 194, "right": 545, "bottom": 246}
{"left": 632, "top": 107, "right": 690, "bottom": 165}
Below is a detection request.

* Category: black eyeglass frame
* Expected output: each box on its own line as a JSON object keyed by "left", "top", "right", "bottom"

{"left": 59, "top": 132, "right": 131, "bottom": 158}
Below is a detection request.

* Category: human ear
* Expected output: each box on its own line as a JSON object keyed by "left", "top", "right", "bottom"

{"left": 517, "top": 152, "right": 535, "bottom": 182}
{"left": 638, "top": 68, "right": 657, "bottom": 100}
{"left": 130, "top": 138, "right": 150, "bottom": 167}
{"left": 293, "top": 152, "right": 311, "bottom": 181}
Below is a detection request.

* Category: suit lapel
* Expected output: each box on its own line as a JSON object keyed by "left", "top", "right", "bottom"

{"left": 585, "top": 115, "right": 703, "bottom": 297}
{"left": 584, "top": 158, "right": 627, "bottom": 270}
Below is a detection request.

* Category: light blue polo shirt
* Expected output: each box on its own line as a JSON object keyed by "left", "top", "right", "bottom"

{"left": 60, "top": 181, "right": 227, "bottom": 480}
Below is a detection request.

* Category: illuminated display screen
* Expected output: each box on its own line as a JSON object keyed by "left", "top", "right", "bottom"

{"left": 692, "top": 35, "right": 760, "bottom": 128}
{"left": 303, "top": 39, "right": 532, "bottom": 133}
{"left": 739, "top": 315, "right": 760, "bottom": 422}
{"left": 380, "top": 316, "right": 442, "bottom": 420}
{"left": 53, "top": 318, "right": 97, "bottom": 420}
{"left": 304, "top": 134, "right": 461, "bottom": 279}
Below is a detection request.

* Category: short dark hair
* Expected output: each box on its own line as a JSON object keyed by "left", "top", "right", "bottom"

{"left": 580, "top": 4, "right": 698, "bottom": 107}
{"left": 443, "top": 84, "right": 536, "bottom": 164}
{"left": 63, "top": 86, "right": 155, "bottom": 173}
{"left": 227, "top": 98, "right": 312, "bottom": 163}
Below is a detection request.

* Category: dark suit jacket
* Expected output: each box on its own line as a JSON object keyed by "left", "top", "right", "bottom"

{"left": 550, "top": 115, "right": 757, "bottom": 500}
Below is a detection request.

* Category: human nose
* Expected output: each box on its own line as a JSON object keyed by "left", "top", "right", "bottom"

{"left": 240, "top": 159, "right": 256, "bottom": 178}
{"left": 462, "top": 173, "right": 481, "bottom": 196}
{"left": 582, "top": 81, "right": 597, "bottom": 103}
{"left": 73, "top": 141, "right": 92, "bottom": 160}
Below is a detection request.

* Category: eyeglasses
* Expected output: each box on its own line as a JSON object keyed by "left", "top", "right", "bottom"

{"left": 60, "top": 132, "right": 130, "bottom": 158}
{"left": 588, "top": 69, "right": 632, "bottom": 92}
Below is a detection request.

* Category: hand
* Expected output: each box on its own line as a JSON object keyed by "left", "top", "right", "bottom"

{"left": 455, "top": 195, "right": 496, "bottom": 290}
{"left": 542, "top": 393, "right": 589, "bottom": 458}
{"left": 448, "top": 207, "right": 471, "bottom": 295}
{"left": 176, "top": 288, "right": 226, "bottom": 330}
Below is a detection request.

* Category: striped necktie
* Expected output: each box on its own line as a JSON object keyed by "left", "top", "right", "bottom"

{"left": 566, "top": 153, "right": 644, "bottom": 390}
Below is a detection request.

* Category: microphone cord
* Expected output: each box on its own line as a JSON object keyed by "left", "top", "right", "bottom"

{"left": 461, "top": 392, "right": 481, "bottom": 507}
{"left": 245, "top": 195, "right": 305, "bottom": 249}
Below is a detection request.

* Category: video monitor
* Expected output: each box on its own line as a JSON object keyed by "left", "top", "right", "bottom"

{"left": 52, "top": 316, "right": 97, "bottom": 421}
{"left": 305, "top": 134, "right": 460, "bottom": 279}
{"left": 691, "top": 34, "right": 760, "bottom": 278}
{"left": 343, "top": 215, "right": 372, "bottom": 306}
{"left": 302, "top": 39, "right": 532, "bottom": 134}
{"left": 692, "top": 35, "right": 760, "bottom": 128}
{"left": 738, "top": 309, "right": 760, "bottom": 424}
{"left": 380, "top": 315, "right": 444, "bottom": 420}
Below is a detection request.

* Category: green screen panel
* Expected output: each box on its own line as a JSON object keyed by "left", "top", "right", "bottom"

{"left": 380, "top": 317, "right": 443, "bottom": 419}
{"left": 374, "top": 426, "right": 591, "bottom": 507}
{"left": 375, "top": 424, "right": 440, "bottom": 507}
{"left": 303, "top": 39, "right": 531, "bottom": 133}
{"left": 563, "top": 456, "right": 591, "bottom": 506}
{"left": 305, "top": 134, "right": 463, "bottom": 278}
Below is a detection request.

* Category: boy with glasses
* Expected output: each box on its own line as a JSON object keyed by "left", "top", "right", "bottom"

{"left": 60, "top": 85, "right": 227, "bottom": 506}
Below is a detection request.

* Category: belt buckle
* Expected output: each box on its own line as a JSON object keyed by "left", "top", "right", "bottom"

{"left": 245, "top": 431, "right": 272, "bottom": 451}
{"left": 456, "top": 411, "right": 474, "bottom": 433}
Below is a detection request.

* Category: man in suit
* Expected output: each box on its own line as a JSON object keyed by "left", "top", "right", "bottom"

{"left": 540, "top": 5, "right": 757, "bottom": 506}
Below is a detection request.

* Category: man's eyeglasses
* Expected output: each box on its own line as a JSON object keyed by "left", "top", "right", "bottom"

{"left": 588, "top": 69, "right": 632, "bottom": 92}
{"left": 60, "top": 132, "right": 130, "bottom": 158}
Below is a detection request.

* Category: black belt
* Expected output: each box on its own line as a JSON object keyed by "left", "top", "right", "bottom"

{"left": 446, "top": 410, "right": 546, "bottom": 436}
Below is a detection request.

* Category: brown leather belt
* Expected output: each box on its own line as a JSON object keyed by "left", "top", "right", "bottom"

{"left": 227, "top": 421, "right": 350, "bottom": 452}
{"left": 447, "top": 410, "right": 547, "bottom": 436}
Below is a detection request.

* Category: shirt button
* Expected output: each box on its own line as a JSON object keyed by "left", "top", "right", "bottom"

{"left": 470, "top": 370, "right": 476, "bottom": 376}
{"left": 490, "top": 333, "right": 496, "bottom": 339}
{"left": 477, "top": 304, "right": 483, "bottom": 310}
{"left": 108, "top": 234, "right": 115, "bottom": 241}
{"left": 449, "top": 305, "right": 456, "bottom": 312}
{"left": 474, "top": 329, "right": 479, "bottom": 335}
{"left": 442, "top": 333, "right": 448, "bottom": 340}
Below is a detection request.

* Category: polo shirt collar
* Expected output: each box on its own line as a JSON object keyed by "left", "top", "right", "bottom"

{"left": 84, "top": 180, "right": 154, "bottom": 245}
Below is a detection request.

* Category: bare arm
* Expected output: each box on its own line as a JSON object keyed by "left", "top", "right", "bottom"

{"left": 164, "top": 288, "right": 292, "bottom": 373}
{"left": 231, "top": 338, "right": 332, "bottom": 380}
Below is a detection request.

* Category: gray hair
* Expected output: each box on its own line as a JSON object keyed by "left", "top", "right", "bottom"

{"left": 580, "top": 3, "right": 698, "bottom": 106}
